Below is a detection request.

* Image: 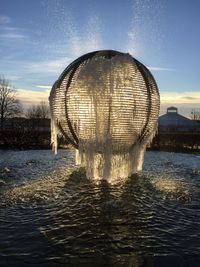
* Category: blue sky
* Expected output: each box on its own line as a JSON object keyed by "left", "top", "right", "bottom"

{"left": 0, "top": 0, "right": 200, "bottom": 115}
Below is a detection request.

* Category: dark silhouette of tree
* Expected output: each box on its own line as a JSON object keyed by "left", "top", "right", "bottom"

{"left": 26, "top": 101, "right": 50, "bottom": 119}
{"left": 190, "top": 108, "right": 200, "bottom": 121}
{"left": 0, "top": 75, "right": 23, "bottom": 130}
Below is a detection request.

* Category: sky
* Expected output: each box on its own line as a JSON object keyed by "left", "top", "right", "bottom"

{"left": 0, "top": 0, "right": 200, "bottom": 116}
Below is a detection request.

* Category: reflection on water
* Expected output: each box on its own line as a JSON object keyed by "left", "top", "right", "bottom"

{"left": 0, "top": 150, "right": 200, "bottom": 266}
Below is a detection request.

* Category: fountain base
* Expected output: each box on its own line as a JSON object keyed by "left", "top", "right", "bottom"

{"left": 75, "top": 145, "right": 146, "bottom": 182}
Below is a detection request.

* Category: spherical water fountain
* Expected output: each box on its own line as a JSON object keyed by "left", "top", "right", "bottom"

{"left": 49, "top": 50, "right": 160, "bottom": 181}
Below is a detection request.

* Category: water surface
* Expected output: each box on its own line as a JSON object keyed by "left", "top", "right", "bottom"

{"left": 0, "top": 150, "right": 200, "bottom": 266}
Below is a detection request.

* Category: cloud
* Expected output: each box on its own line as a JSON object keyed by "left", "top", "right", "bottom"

{"left": 0, "top": 22, "right": 29, "bottom": 41}
{"left": 6, "top": 75, "right": 21, "bottom": 81}
{"left": 148, "top": 66, "right": 175, "bottom": 71}
{"left": 160, "top": 91, "right": 200, "bottom": 116}
{"left": 160, "top": 91, "right": 200, "bottom": 104}
{"left": 0, "top": 33, "right": 28, "bottom": 39}
{"left": 35, "top": 85, "right": 52, "bottom": 90}
{"left": 27, "top": 57, "right": 72, "bottom": 74}
{"left": 17, "top": 89, "right": 200, "bottom": 118}
{"left": 17, "top": 88, "right": 49, "bottom": 109}
{"left": 0, "top": 9, "right": 103, "bottom": 86}
{"left": 181, "top": 96, "right": 197, "bottom": 100}
{"left": 16, "top": 84, "right": 200, "bottom": 117}
{"left": 0, "top": 15, "right": 11, "bottom": 24}
{"left": 0, "top": 57, "right": 70, "bottom": 84}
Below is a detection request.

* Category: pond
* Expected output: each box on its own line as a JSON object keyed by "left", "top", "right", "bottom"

{"left": 0, "top": 150, "right": 200, "bottom": 266}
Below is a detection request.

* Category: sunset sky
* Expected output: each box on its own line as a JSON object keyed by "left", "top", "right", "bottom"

{"left": 0, "top": 0, "right": 200, "bottom": 116}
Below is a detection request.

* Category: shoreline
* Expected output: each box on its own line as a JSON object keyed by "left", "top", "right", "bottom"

{"left": 0, "top": 146, "right": 199, "bottom": 155}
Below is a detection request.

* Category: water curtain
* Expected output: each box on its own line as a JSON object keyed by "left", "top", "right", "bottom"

{"left": 49, "top": 50, "right": 160, "bottom": 181}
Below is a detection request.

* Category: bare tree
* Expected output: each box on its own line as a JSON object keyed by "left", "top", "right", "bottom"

{"left": 190, "top": 108, "right": 200, "bottom": 121}
{"left": 0, "top": 75, "right": 23, "bottom": 130}
{"left": 26, "top": 101, "right": 50, "bottom": 119}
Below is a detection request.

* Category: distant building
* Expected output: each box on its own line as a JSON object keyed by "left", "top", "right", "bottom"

{"left": 158, "top": 106, "right": 200, "bottom": 133}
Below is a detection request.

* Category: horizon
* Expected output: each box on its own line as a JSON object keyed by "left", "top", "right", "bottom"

{"left": 0, "top": 0, "right": 200, "bottom": 117}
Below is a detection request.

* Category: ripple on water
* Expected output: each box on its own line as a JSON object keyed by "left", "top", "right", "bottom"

{"left": 0, "top": 150, "right": 200, "bottom": 266}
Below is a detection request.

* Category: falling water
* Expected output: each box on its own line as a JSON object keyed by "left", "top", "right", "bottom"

{"left": 49, "top": 51, "right": 160, "bottom": 181}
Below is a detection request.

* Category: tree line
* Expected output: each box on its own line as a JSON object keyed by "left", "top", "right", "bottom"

{"left": 0, "top": 75, "right": 50, "bottom": 130}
